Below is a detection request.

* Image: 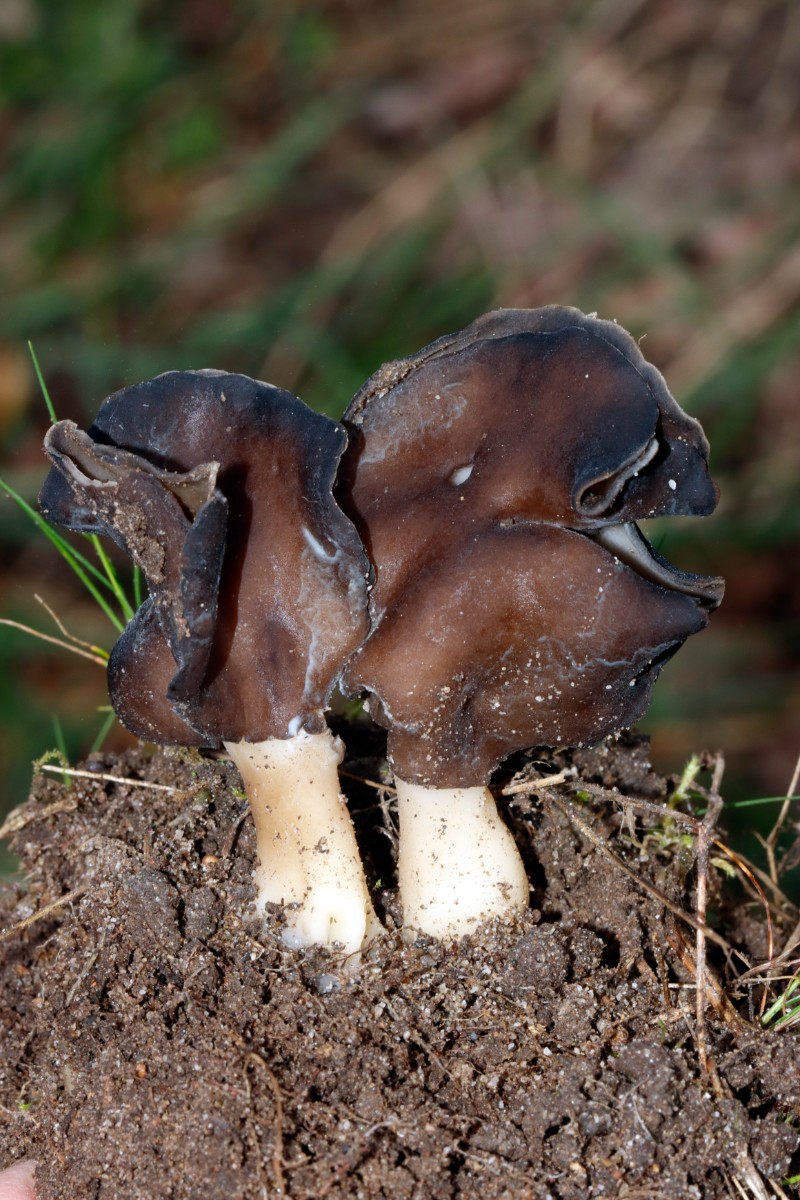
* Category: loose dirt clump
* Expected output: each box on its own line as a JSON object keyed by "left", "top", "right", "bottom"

{"left": 1, "top": 728, "right": 798, "bottom": 1199}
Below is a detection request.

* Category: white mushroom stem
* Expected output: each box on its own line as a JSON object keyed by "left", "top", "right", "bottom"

{"left": 223, "top": 729, "right": 378, "bottom": 955}
{"left": 394, "top": 778, "right": 529, "bottom": 939}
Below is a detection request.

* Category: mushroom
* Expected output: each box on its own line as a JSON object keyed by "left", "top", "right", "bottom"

{"left": 40, "top": 370, "right": 377, "bottom": 953}
{"left": 337, "top": 306, "right": 724, "bottom": 939}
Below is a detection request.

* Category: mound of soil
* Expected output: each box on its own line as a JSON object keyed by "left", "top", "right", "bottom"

{"left": 1, "top": 727, "right": 798, "bottom": 1199}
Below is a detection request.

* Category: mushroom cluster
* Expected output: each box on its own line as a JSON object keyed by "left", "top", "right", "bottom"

{"left": 40, "top": 308, "right": 724, "bottom": 950}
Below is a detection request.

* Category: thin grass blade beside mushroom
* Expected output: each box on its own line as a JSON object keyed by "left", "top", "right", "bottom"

{"left": 40, "top": 370, "right": 376, "bottom": 954}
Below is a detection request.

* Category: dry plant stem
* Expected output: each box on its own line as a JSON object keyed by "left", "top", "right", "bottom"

{"left": 0, "top": 593, "right": 109, "bottom": 666}
{"left": 394, "top": 778, "right": 529, "bottom": 939}
{"left": 695, "top": 754, "right": 725, "bottom": 1079}
{"left": 224, "top": 729, "right": 378, "bottom": 955}
{"left": 339, "top": 768, "right": 396, "bottom": 795}
{"left": 0, "top": 796, "right": 77, "bottom": 839}
{"left": 766, "top": 749, "right": 800, "bottom": 885}
{"left": 0, "top": 618, "right": 107, "bottom": 666}
{"left": 500, "top": 766, "right": 577, "bottom": 795}
{"left": 39, "top": 764, "right": 179, "bottom": 793}
{"left": 34, "top": 592, "right": 108, "bottom": 658}
{"left": 0, "top": 886, "right": 86, "bottom": 946}
{"left": 779, "top": 922, "right": 800, "bottom": 960}
{"left": 578, "top": 782, "right": 700, "bottom": 828}
{"left": 665, "top": 917, "right": 749, "bottom": 1035}
{"left": 712, "top": 837, "right": 774, "bottom": 970}
{"left": 735, "top": 853, "right": 797, "bottom": 917}
{"left": 767, "top": 1178, "right": 793, "bottom": 1200}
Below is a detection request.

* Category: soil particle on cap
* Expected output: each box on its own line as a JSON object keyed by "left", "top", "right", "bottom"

{"left": 1, "top": 731, "right": 798, "bottom": 1199}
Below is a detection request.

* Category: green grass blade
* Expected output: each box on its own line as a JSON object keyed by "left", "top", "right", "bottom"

{"left": 22, "top": 345, "right": 137, "bottom": 623}
{"left": 729, "top": 794, "right": 800, "bottom": 809}
{"left": 89, "top": 534, "right": 135, "bottom": 623}
{"left": 1, "top": 486, "right": 124, "bottom": 631}
{"left": 51, "top": 716, "right": 71, "bottom": 785}
{"left": 90, "top": 707, "right": 117, "bottom": 754}
{"left": 132, "top": 565, "right": 143, "bottom": 610}
{"left": 28, "top": 340, "right": 58, "bottom": 424}
{"left": 762, "top": 978, "right": 800, "bottom": 1029}
{"left": 1, "top": 476, "right": 122, "bottom": 592}
{"left": 1, "top": 479, "right": 127, "bottom": 628}
{"left": 56, "top": 552, "right": 125, "bottom": 633}
{"left": 27, "top": 341, "right": 133, "bottom": 623}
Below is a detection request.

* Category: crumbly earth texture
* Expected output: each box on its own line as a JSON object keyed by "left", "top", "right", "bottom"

{"left": 1, "top": 726, "right": 798, "bottom": 1199}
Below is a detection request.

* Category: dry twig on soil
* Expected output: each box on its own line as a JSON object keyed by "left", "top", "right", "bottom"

{"left": 693, "top": 753, "right": 725, "bottom": 1082}
{"left": 0, "top": 886, "right": 86, "bottom": 946}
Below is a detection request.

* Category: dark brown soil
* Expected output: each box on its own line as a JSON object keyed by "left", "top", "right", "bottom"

{"left": 1, "top": 727, "right": 798, "bottom": 1199}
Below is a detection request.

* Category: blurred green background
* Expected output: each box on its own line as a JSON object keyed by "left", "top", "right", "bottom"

{"left": 1, "top": 0, "right": 798, "bottom": 870}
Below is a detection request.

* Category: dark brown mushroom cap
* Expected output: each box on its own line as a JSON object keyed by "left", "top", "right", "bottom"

{"left": 39, "top": 370, "right": 370, "bottom": 748}
{"left": 42, "top": 420, "right": 228, "bottom": 720}
{"left": 338, "top": 307, "right": 724, "bottom": 787}
{"left": 341, "top": 307, "right": 718, "bottom": 615}
{"left": 344, "top": 525, "right": 710, "bottom": 787}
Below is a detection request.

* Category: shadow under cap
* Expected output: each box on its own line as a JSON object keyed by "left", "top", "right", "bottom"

{"left": 40, "top": 370, "right": 370, "bottom": 749}
{"left": 338, "top": 306, "right": 724, "bottom": 789}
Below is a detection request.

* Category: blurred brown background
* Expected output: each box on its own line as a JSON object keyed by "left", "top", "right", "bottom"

{"left": 1, "top": 0, "right": 798, "bottom": 863}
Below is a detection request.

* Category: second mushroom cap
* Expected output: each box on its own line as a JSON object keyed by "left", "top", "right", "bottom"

{"left": 337, "top": 306, "right": 724, "bottom": 787}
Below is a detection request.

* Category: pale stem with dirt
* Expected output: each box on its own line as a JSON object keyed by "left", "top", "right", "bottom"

{"left": 224, "top": 729, "right": 378, "bottom": 955}
{"left": 395, "top": 778, "right": 529, "bottom": 939}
